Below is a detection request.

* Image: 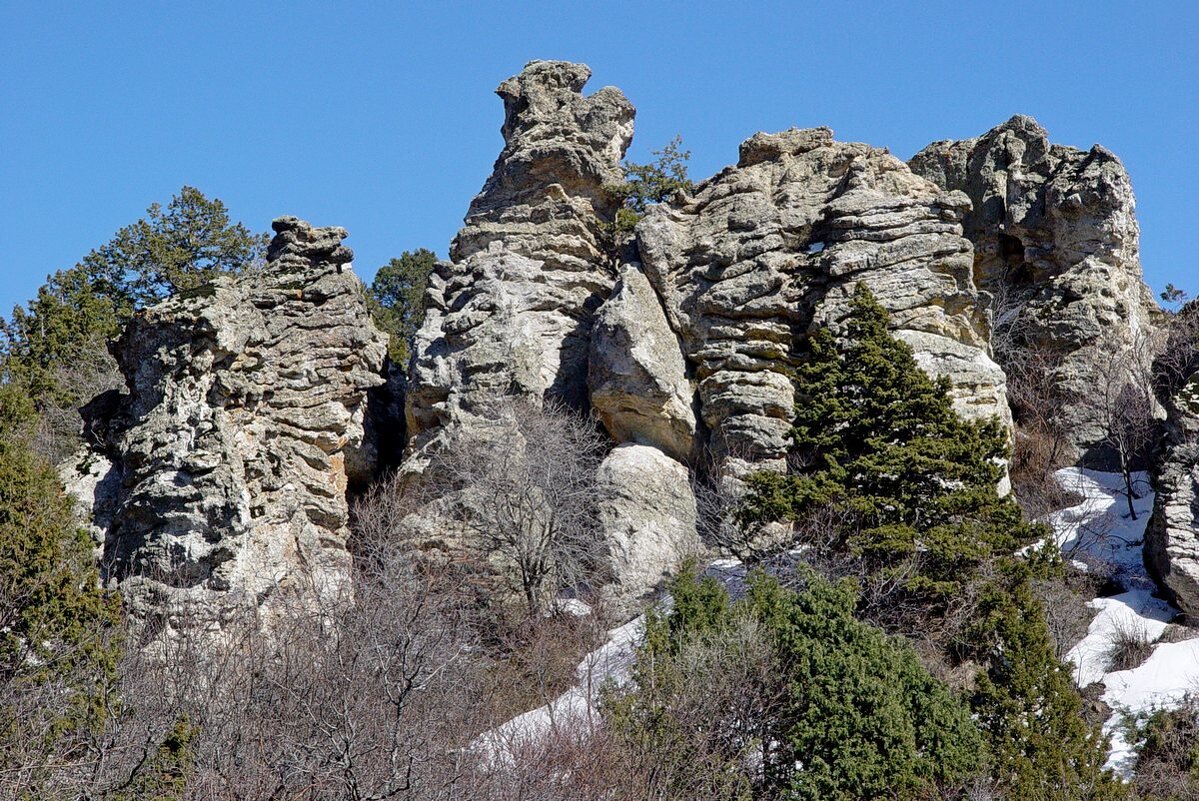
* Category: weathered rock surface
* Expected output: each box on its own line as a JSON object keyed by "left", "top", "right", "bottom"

{"left": 405, "top": 60, "right": 634, "bottom": 470}
{"left": 910, "top": 115, "right": 1158, "bottom": 463}
{"left": 596, "top": 444, "right": 699, "bottom": 614}
{"left": 1145, "top": 337, "right": 1199, "bottom": 615}
{"left": 588, "top": 262, "right": 697, "bottom": 462}
{"left": 63, "top": 216, "right": 389, "bottom": 635}
{"left": 637, "top": 127, "right": 1010, "bottom": 481}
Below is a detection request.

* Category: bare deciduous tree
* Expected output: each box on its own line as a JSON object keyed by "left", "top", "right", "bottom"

{"left": 431, "top": 398, "right": 608, "bottom": 618}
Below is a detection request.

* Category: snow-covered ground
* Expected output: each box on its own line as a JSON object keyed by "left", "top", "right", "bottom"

{"left": 1052, "top": 468, "right": 1199, "bottom": 773}
{"left": 481, "top": 469, "right": 1195, "bottom": 775}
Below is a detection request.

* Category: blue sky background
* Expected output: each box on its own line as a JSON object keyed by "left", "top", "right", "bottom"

{"left": 2, "top": 1, "right": 1195, "bottom": 317}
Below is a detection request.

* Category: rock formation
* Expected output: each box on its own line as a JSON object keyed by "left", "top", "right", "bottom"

{"left": 910, "top": 115, "right": 1158, "bottom": 464}
{"left": 404, "top": 63, "right": 1017, "bottom": 609}
{"left": 405, "top": 60, "right": 634, "bottom": 470}
{"left": 65, "top": 61, "right": 1174, "bottom": 627}
{"left": 634, "top": 126, "right": 1010, "bottom": 482}
{"left": 1145, "top": 315, "right": 1199, "bottom": 615}
{"left": 64, "top": 217, "right": 389, "bottom": 636}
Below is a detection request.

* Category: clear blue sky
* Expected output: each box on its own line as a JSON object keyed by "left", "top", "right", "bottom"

{"left": 2, "top": 1, "right": 1195, "bottom": 317}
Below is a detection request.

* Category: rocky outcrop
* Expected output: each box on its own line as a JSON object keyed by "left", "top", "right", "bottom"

{"left": 636, "top": 127, "right": 1010, "bottom": 482}
{"left": 64, "top": 217, "right": 389, "bottom": 636}
{"left": 404, "top": 60, "right": 634, "bottom": 470}
{"left": 588, "top": 263, "right": 697, "bottom": 463}
{"left": 910, "top": 115, "right": 1158, "bottom": 464}
{"left": 1145, "top": 323, "right": 1199, "bottom": 615}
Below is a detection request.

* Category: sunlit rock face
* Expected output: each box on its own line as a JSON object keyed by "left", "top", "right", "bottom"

{"left": 635, "top": 126, "right": 1009, "bottom": 483}
{"left": 911, "top": 115, "right": 1158, "bottom": 465}
{"left": 63, "top": 216, "right": 389, "bottom": 638}
{"left": 404, "top": 60, "right": 635, "bottom": 471}
{"left": 1145, "top": 324, "right": 1199, "bottom": 616}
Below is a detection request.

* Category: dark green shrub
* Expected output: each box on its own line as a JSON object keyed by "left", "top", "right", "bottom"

{"left": 608, "top": 566, "right": 985, "bottom": 800}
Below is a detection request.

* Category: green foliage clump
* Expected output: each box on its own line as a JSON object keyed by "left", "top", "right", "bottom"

{"left": 741, "top": 283, "right": 1042, "bottom": 601}
{"left": 1, "top": 263, "right": 123, "bottom": 410}
{"left": 609, "top": 566, "right": 984, "bottom": 801}
{"left": 967, "top": 558, "right": 1125, "bottom": 799}
{"left": 366, "top": 248, "right": 436, "bottom": 364}
{"left": 82, "top": 185, "right": 268, "bottom": 308}
{"left": 607, "top": 135, "right": 693, "bottom": 234}
{"left": 738, "top": 283, "right": 1125, "bottom": 799}
{"left": 111, "top": 714, "right": 198, "bottom": 801}
{"left": 0, "top": 383, "right": 121, "bottom": 759}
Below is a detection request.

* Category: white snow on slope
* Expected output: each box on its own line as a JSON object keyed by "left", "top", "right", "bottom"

{"left": 474, "top": 558, "right": 749, "bottom": 759}
{"left": 1052, "top": 468, "right": 1199, "bottom": 774}
{"left": 480, "top": 470, "right": 1196, "bottom": 776}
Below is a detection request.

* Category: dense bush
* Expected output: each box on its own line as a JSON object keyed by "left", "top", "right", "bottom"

{"left": 738, "top": 284, "right": 1125, "bottom": 799}
{"left": 0, "top": 384, "right": 122, "bottom": 792}
{"left": 608, "top": 566, "right": 985, "bottom": 800}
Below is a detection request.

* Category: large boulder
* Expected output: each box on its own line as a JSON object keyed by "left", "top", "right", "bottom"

{"left": 910, "top": 115, "right": 1159, "bottom": 464}
{"left": 635, "top": 127, "right": 1010, "bottom": 482}
{"left": 404, "top": 60, "right": 635, "bottom": 470}
{"left": 63, "top": 216, "right": 389, "bottom": 637}
{"left": 596, "top": 443, "right": 700, "bottom": 614}
{"left": 588, "top": 262, "right": 697, "bottom": 462}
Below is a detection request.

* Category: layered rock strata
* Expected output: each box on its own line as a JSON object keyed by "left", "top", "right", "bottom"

{"left": 1145, "top": 320, "right": 1199, "bottom": 615}
{"left": 404, "top": 60, "right": 635, "bottom": 469}
{"left": 910, "top": 115, "right": 1158, "bottom": 463}
{"left": 64, "top": 217, "right": 389, "bottom": 636}
{"left": 635, "top": 127, "right": 1010, "bottom": 481}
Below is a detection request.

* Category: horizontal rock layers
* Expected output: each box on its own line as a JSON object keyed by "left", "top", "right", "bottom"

{"left": 405, "top": 60, "right": 634, "bottom": 471}
{"left": 1145, "top": 311, "right": 1199, "bottom": 615}
{"left": 64, "top": 216, "right": 389, "bottom": 636}
{"left": 635, "top": 126, "right": 1010, "bottom": 482}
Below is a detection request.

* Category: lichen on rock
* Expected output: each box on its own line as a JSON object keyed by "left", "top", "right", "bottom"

{"left": 63, "top": 216, "right": 389, "bottom": 638}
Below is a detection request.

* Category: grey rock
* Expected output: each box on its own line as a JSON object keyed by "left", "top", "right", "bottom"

{"left": 596, "top": 444, "right": 700, "bottom": 615}
{"left": 62, "top": 216, "right": 389, "bottom": 637}
{"left": 404, "top": 60, "right": 634, "bottom": 471}
{"left": 588, "top": 262, "right": 697, "bottom": 462}
{"left": 1146, "top": 367, "right": 1199, "bottom": 615}
{"left": 910, "top": 115, "right": 1159, "bottom": 464}
{"left": 637, "top": 128, "right": 1010, "bottom": 482}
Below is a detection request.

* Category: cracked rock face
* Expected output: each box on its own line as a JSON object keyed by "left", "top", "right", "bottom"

{"left": 588, "top": 262, "right": 697, "bottom": 463}
{"left": 1145, "top": 338, "right": 1199, "bottom": 615}
{"left": 63, "top": 216, "right": 389, "bottom": 636}
{"left": 910, "top": 115, "right": 1158, "bottom": 464}
{"left": 404, "top": 60, "right": 634, "bottom": 469}
{"left": 636, "top": 127, "right": 1010, "bottom": 482}
{"left": 596, "top": 444, "right": 699, "bottom": 616}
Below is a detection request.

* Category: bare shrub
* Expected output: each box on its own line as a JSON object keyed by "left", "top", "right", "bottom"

{"left": 429, "top": 397, "right": 609, "bottom": 618}
{"left": 1157, "top": 622, "right": 1199, "bottom": 645}
{"left": 606, "top": 610, "right": 782, "bottom": 800}
{"left": 1034, "top": 576, "right": 1097, "bottom": 661}
{"left": 1011, "top": 424, "right": 1082, "bottom": 520}
{"left": 1107, "top": 617, "right": 1155, "bottom": 672}
{"left": 1130, "top": 695, "right": 1199, "bottom": 800}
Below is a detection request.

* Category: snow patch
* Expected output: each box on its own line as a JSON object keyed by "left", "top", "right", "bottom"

{"left": 1051, "top": 468, "right": 1199, "bottom": 774}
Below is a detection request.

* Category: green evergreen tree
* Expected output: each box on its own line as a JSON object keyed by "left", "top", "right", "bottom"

{"left": 608, "top": 135, "right": 693, "bottom": 234}
{"left": 1, "top": 263, "right": 123, "bottom": 409}
{"left": 0, "top": 383, "right": 121, "bottom": 767}
{"left": 367, "top": 249, "right": 436, "bottom": 364}
{"left": 81, "top": 185, "right": 268, "bottom": 308}
{"left": 741, "top": 282, "right": 1040, "bottom": 601}
{"left": 739, "top": 283, "right": 1125, "bottom": 799}
{"left": 610, "top": 566, "right": 985, "bottom": 800}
